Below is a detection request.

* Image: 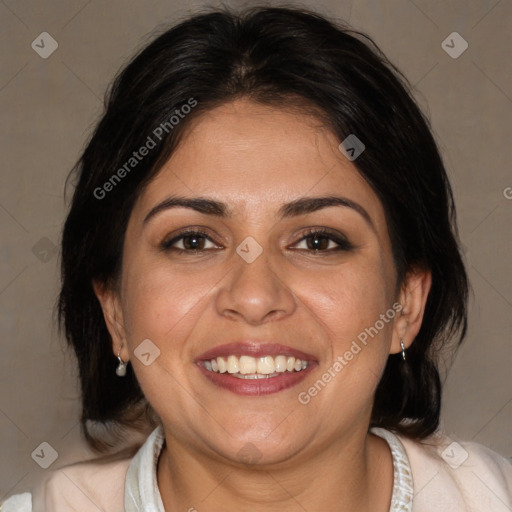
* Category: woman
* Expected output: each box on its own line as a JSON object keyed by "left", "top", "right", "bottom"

{"left": 3, "top": 6, "right": 511, "bottom": 511}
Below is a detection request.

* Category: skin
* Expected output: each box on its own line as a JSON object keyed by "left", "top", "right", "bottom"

{"left": 95, "top": 98, "right": 431, "bottom": 511}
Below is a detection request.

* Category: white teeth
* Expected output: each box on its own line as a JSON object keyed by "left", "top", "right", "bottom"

{"left": 274, "top": 355, "right": 287, "bottom": 372}
{"left": 239, "top": 355, "right": 257, "bottom": 374}
{"left": 257, "top": 356, "right": 275, "bottom": 374}
{"left": 227, "top": 355, "right": 239, "bottom": 374}
{"left": 217, "top": 357, "right": 227, "bottom": 373}
{"left": 232, "top": 372, "right": 280, "bottom": 380}
{"left": 203, "top": 355, "right": 310, "bottom": 376}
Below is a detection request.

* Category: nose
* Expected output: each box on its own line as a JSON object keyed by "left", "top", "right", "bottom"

{"left": 215, "top": 244, "right": 297, "bottom": 326}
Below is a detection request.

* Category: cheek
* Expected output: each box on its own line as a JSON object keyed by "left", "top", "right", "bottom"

{"left": 301, "top": 259, "right": 395, "bottom": 338}
{"left": 118, "top": 262, "right": 210, "bottom": 411}
{"left": 120, "top": 259, "right": 219, "bottom": 344}
{"left": 298, "top": 257, "right": 397, "bottom": 403}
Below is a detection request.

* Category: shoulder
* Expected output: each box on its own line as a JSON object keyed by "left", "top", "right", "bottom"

{"left": 4, "top": 426, "right": 163, "bottom": 512}
{"left": 29, "top": 445, "right": 138, "bottom": 512}
{"left": 1, "top": 492, "right": 32, "bottom": 512}
{"left": 398, "top": 431, "right": 512, "bottom": 511}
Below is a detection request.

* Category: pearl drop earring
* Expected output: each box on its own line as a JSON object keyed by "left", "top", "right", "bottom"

{"left": 116, "top": 348, "right": 128, "bottom": 377}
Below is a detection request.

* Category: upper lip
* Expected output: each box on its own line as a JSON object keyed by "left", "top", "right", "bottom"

{"left": 195, "top": 342, "right": 317, "bottom": 362}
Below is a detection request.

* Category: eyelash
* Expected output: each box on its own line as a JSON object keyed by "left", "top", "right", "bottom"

{"left": 160, "top": 227, "right": 354, "bottom": 255}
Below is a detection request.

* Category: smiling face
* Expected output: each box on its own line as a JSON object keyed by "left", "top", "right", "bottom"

{"left": 95, "top": 98, "right": 430, "bottom": 467}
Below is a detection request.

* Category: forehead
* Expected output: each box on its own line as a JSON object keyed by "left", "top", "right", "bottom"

{"left": 133, "top": 99, "right": 386, "bottom": 229}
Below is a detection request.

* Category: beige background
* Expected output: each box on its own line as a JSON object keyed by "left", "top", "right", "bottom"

{"left": 1, "top": 0, "right": 511, "bottom": 500}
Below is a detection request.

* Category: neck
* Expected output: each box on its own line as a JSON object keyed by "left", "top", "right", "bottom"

{"left": 157, "top": 427, "right": 393, "bottom": 512}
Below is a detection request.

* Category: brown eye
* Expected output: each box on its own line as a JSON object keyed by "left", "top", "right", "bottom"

{"left": 293, "top": 228, "right": 354, "bottom": 252}
{"left": 181, "top": 234, "right": 207, "bottom": 250}
{"left": 161, "top": 230, "right": 219, "bottom": 252}
{"left": 305, "top": 234, "right": 330, "bottom": 251}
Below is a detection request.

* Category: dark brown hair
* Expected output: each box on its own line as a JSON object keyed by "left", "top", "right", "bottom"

{"left": 58, "top": 6, "right": 468, "bottom": 452}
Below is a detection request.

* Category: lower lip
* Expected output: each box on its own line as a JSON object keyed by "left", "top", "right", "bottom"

{"left": 196, "top": 362, "right": 317, "bottom": 396}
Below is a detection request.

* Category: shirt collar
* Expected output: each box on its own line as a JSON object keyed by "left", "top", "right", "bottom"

{"left": 124, "top": 424, "right": 413, "bottom": 512}
{"left": 125, "top": 424, "right": 166, "bottom": 512}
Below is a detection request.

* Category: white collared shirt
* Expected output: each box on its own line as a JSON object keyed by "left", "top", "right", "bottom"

{"left": 120, "top": 425, "right": 413, "bottom": 511}
{"left": 2, "top": 425, "right": 511, "bottom": 511}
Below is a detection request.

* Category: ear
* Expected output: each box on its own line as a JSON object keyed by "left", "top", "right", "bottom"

{"left": 92, "top": 279, "right": 130, "bottom": 362}
{"left": 390, "top": 268, "right": 432, "bottom": 355}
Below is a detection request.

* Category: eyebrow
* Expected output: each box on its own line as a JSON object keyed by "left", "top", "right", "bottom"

{"left": 143, "top": 194, "right": 375, "bottom": 230}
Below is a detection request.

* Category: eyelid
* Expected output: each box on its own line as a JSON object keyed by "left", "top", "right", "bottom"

{"left": 290, "top": 227, "right": 354, "bottom": 251}
{"left": 160, "top": 226, "right": 354, "bottom": 253}
{"left": 160, "top": 227, "right": 222, "bottom": 251}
